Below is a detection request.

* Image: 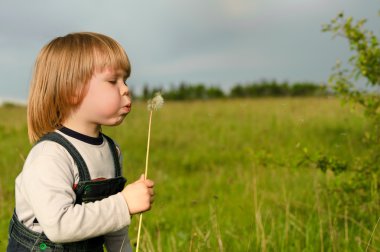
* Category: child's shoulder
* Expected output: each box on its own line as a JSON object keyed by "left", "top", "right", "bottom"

{"left": 27, "top": 140, "right": 74, "bottom": 166}
{"left": 33, "top": 139, "right": 71, "bottom": 154}
{"left": 20, "top": 139, "right": 76, "bottom": 180}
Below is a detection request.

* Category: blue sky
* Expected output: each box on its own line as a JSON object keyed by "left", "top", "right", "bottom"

{"left": 0, "top": 0, "right": 378, "bottom": 102}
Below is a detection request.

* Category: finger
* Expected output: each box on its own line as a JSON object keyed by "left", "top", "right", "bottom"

{"left": 139, "top": 174, "right": 145, "bottom": 181}
{"left": 144, "top": 179, "right": 154, "bottom": 187}
{"left": 148, "top": 188, "right": 154, "bottom": 196}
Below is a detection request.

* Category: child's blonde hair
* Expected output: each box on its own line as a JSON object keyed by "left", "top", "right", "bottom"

{"left": 27, "top": 32, "right": 131, "bottom": 143}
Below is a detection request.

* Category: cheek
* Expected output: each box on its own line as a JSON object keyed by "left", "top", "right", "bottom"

{"left": 96, "top": 89, "right": 121, "bottom": 112}
{"left": 83, "top": 87, "right": 119, "bottom": 114}
{"left": 91, "top": 85, "right": 118, "bottom": 101}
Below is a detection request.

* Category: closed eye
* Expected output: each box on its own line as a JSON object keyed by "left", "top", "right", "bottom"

{"left": 109, "top": 80, "right": 117, "bottom": 84}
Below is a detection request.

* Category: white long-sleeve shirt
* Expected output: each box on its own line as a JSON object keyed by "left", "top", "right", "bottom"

{"left": 14, "top": 129, "right": 132, "bottom": 252}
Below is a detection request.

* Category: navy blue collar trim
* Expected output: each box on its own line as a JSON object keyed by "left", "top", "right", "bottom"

{"left": 58, "top": 127, "right": 104, "bottom": 145}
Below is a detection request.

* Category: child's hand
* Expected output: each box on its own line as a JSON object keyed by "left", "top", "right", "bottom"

{"left": 121, "top": 174, "right": 154, "bottom": 215}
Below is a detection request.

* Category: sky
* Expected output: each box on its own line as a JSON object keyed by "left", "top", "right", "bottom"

{"left": 0, "top": 0, "right": 379, "bottom": 103}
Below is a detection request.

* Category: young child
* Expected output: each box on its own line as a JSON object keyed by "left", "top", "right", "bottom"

{"left": 7, "top": 32, "right": 154, "bottom": 252}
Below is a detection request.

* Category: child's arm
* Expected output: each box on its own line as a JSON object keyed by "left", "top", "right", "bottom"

{"left": 19, "top": 142, "right": 154, "bottom": 243}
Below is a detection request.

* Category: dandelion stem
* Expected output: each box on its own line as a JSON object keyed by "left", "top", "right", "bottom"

{"left": 136, "top": 110, "right": 153, "bottom": 252}
{"left": 144, "top": 110, "right": 153, "bottom": 179}
{"left": 136, "top": 214, "right": 143, "bottom": 252}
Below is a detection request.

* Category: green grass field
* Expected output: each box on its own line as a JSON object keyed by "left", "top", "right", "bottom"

{"left": 0, "top": 97, "right": 379, "bottom": 251}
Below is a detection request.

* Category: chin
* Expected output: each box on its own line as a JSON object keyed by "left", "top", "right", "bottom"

{"left": 107, "top": 115, "right": 127, "bottom": 126}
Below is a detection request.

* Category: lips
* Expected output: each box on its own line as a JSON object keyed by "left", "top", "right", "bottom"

{"left": 121, "top": 104, "right": 131, "bottom": 114}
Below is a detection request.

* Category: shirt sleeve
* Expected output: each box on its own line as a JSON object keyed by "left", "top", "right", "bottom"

{"left": 104, "top": 226, "right": 133, "bottom": 252}
{"left": 19, "top": 141, "right": 131, "bottom": 243}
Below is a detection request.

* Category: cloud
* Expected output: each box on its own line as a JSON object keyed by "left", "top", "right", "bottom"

{"left": 0, "top": 0, "right": 379, "bottom": 100}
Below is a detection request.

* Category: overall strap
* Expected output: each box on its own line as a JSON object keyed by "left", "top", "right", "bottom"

{"left": 38, "top": 132, "right": 91, "bottom": 181}
{"left": 102, "top": 133, "right": 122, "bottom": 177}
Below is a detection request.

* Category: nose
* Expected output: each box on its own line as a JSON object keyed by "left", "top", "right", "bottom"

{"left": 120, "top": 82, "right": 129, "bottom": 96}
{"left": 120, "top": 82, "right": 132, "bottom": 106}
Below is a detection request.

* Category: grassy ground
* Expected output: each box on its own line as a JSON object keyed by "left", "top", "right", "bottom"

{"left": 0, "top": 97, "right": 379, "bottom": 251}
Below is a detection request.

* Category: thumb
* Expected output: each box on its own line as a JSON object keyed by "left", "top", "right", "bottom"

{"left": 139, "top": 174, "right": 146, "bottom": 181}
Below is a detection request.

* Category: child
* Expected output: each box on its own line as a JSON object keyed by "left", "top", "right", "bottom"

{"left": 7, "top": 32, "right": 154, "bottom": 252}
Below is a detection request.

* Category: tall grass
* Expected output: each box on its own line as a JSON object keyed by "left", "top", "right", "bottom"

{"left": 0, "top": 97, "right": 378, "bottom": 251}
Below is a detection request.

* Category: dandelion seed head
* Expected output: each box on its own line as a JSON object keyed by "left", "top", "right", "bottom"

{"left": 147, "top": 92, "right": 164, "bottom": 111}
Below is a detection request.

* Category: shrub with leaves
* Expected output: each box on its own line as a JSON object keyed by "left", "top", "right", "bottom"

{"left": 320, "top": 12, "right": 380, "bottom": 209}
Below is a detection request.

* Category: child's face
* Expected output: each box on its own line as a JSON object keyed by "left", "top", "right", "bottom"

{"left": 77, "top": 67, "right": 132, "bottom": 127}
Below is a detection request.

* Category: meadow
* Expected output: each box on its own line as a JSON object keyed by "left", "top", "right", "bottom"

{"left": 0, "top": 97, "right": 379, "bottom": 251}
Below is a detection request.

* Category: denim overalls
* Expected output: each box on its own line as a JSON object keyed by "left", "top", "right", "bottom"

{"left": 7, "top": 132, "right": 127, "bottom": 252}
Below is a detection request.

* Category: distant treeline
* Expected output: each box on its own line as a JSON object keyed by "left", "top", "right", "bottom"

{"left": 140, "top": 80, "right": 328, "bottom": 100}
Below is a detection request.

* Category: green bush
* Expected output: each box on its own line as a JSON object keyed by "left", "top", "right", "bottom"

{"left": 314, "top": 11, "right": 380, "bottom": 215}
